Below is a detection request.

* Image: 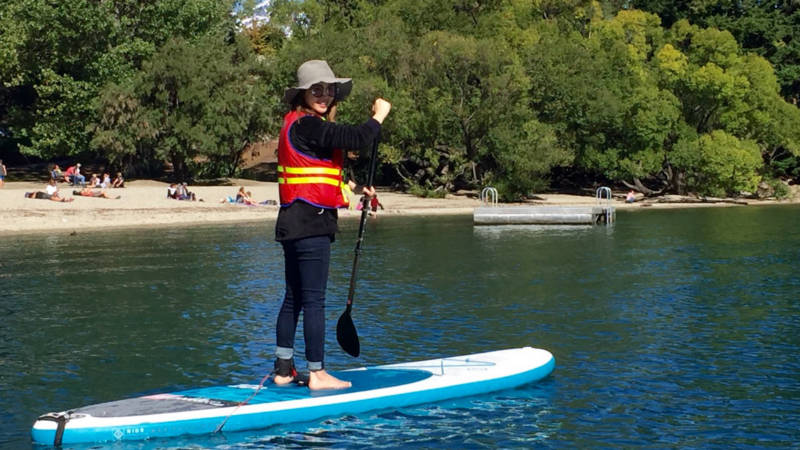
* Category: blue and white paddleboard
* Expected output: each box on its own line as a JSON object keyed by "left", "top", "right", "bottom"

{"left": 32, "top": 347, "right": 554, "bottom": 445}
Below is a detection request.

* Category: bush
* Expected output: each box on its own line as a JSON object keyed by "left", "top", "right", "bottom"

{"left": 766, "top": 178, "right": 790, "bottom": 199}
{"left": 672, "top": 130, "right": 763, "bottom": 196}
{"left": 407, "top": 184, "right": 447, "bottom": 198}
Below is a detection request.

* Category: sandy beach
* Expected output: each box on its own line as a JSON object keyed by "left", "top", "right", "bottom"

{"left": 1, "top": 179, "right": 797, "bottom": 235}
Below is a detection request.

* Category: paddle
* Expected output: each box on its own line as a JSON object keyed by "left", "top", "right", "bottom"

{"left": 336, "top": 134, "right": 380, "bottom": 357}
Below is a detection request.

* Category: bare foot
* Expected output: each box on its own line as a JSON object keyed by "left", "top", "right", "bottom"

{"left": 308, "top": 369, "right": 351, "bottom": 391}
{"left": 273, "top": 374, "right": 294, "bottom": 386}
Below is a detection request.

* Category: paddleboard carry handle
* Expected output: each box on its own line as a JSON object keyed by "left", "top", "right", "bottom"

{"left": 37, "top": 411, "right": 70, "bottom": 446}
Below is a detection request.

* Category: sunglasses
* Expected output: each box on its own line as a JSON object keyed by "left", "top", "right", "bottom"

{"left": 309, "top": 84, "right": 336, "bottom": 98}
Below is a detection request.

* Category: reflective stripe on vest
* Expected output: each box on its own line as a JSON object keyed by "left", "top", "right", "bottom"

{"left": 277, "top": 166, "right": 343, "bottom": 187}
{"left": 278, "top": 176, "right": 341, "bottom": 187}
{"left": 278, "top": 166, "right": 341, "bottom": 176}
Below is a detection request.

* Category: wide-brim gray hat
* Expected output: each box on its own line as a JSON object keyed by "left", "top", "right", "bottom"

{"left": 283, "top": 60, "right": 353, "bottom": 104}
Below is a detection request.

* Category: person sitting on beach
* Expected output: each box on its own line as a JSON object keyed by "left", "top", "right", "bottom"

{"left": 88, "top": 173, "right": 101, "bottom": 188}
{"left": 64, "top": 165, "right": 76, "bottom": 184}
{"left": 176, "top": 182, "right": 188, "bottom": 199}
{"left": 626, "top": 190, "right": 636, "bottom": 203}
{"left": 175, "top": 182, "right": 197, "bottom": 201}
{"left": 167, "top": 183, "right": 178, "bottom": 199}
{"left": 112, "top": 172, "right": 125, "bottom": 188}
{"left": 73, "top": 163, "right": 86, "bottom": 186}
{"left": 235, "top": 186, "right": 248, "bottom": 203}
{"left": 74, "top": 187, "right": 120, "bottom": 199}
{"left": 0, "top": 159, "right": 6, "bottom": 188}
{"left": 100, "top": 173, "right": 111, "bottom": 189}
{"left": 51, "top": 164, "right": 64, "bottom": 182}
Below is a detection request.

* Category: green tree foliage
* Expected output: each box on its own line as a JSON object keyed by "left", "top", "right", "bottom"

{"left": 399, "top": 31, "right": 532, "bottom": 191}
{"left": 522, "top": 8, "right": 800, "bottom": 195}
{"left": 662, "top": 20, "right": 800, "bottom": 188}
{"left": 0, "top": 0, "right": 233, "bottom": 160}
{"left": 487, "top": 115, "right": 571, "bottom": 200}
{"left": 626, "top": 0, "right": 800, "bottom": 184}
{"left": 672, "top": 130, "right": 762, "bottom": 196}
{"left": 93, "top": 33, "right": 277, "bottom": 180}
{"left": 281, "top": 0, "right": 578, "bottom": 198}
{"left": 3, "top": 0, "right": 800, "bottom": 197}
{"left": 527, "top": 11, "right": 681, "bottom": 191}
{"left": 241, "top": 23, "right": 287, "bottom": 57}
{"left": 629, "top": 0, "right": 800, "bottom": 104}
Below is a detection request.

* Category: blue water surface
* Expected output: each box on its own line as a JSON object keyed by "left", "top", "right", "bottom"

{"left": 1, "top": 205, "right": 799, "bottom": 448}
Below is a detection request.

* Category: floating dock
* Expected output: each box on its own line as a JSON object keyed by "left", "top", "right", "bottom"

{"left": 473, "top": 206, "right": 615, "bottom": 225}
{"left": 473, "top": 187, "right": 615, "bottom": 226}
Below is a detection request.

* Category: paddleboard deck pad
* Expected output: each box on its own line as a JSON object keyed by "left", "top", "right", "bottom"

{"left": 32, "top": 347, "right": 554, "bottom": 445}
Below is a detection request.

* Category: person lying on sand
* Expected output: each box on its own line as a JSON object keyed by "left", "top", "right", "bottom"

{"left": 46, "top": 178, "right": 63, "bottom": 196}
{"left": 74, "top": 187, "right": 120, "bottom": 199}
{"left": 220, "top": 187, "right": 275, "bottom": 206}
{"left": 24, "top": 191, "right": 74, "bottom": 202}
{"left": 220, "top": 186, "right": 247, "bottom": 204}
{"left": 25, "top": 179, "right": 74, "bottom": 202}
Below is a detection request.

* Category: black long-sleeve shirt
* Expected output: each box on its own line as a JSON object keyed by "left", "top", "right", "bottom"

{"left": 275, "top": 115, "right": 381, "bottom": 242}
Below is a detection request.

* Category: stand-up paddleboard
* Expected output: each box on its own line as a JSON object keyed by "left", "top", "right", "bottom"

{"left": 32, "top": 347, "right": 554, "bottom": 445}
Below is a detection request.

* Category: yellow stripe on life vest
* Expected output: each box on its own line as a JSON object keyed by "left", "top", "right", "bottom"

{"left": 277, "top": 165, "right": 341, "bottom": 176}
{"left": 278, "top": 176, "right": 342, "bottom": 187}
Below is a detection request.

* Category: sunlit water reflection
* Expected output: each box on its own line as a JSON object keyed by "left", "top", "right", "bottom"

{"left": 2, "top": 205, "right": 799, "bottom": 448}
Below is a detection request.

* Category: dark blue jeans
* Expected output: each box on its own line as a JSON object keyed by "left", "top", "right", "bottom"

{"left": 276, "top": 235, "right": 331, "bottom": 370}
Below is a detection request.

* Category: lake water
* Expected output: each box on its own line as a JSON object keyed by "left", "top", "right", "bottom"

{"left": 2, "top": 206, "right": 799, "bottom": 448}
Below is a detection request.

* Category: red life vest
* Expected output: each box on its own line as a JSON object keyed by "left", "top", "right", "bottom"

{"left": 277, "top": 110, "right": 350, "bottom": 208}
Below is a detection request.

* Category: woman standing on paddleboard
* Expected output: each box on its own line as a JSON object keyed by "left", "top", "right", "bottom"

{"left": 274, "top": 60, "right": 391, "bottom": 390}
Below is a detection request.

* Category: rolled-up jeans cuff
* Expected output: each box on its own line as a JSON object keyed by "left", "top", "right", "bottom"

{"left": 308, "top": 361, "right": 323, "bottom": 371}
{"left": 276, "top": 346, "right": 294, "bottom": 360}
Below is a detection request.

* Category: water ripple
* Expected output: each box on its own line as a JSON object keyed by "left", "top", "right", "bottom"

{"left": 2, "top": 209, "right": 800, "bottom": 447}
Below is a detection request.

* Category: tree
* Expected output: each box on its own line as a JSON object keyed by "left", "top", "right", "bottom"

{"left": 93, "top": 33, "right": 276, "bottom": 180}
{"left": 663, "top": 20, "right": 800, "bottom": 189}
{"left": 0, "top": 0, "right": 113, "bottom": 159}
{"left": 629, "top": 0, "right": 800, "bottom": 104}
{"left": 0, "top": 0, "right": 234, "bottom": 161}
{"left": 486, "top": 113, "right": 571, "bottom": 200}
{"left": 396, "top": 31, "right": 545, "bottom": 195}
{"left": 671, "top": 130, "right": 762, "bottom": 196}
{"left": 525, "top": 11, "right": 679, "bottom": 192}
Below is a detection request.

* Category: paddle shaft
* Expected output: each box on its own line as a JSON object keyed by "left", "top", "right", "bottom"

{"left": 345, "top": 135, "right": 379, "bottom": 313}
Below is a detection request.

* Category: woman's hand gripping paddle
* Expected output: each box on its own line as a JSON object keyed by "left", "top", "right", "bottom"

{"left": 336, "top": 135, "right": 380, "bottom": 357}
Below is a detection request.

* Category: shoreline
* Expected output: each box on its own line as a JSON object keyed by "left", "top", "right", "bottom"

{"left": 2, "top": 179, "right": 798, "bottom": 236}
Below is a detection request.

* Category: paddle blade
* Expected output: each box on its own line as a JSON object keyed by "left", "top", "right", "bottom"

{"left": 336, "top": 311, "right": 360, "bottom": 357}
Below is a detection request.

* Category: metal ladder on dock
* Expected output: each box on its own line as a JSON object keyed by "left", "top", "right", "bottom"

{"left": 595, "top": 187, "right": 615, "bottom": 225}
{"left": 480, "top": 187, "right": 498, "bottom": 206}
